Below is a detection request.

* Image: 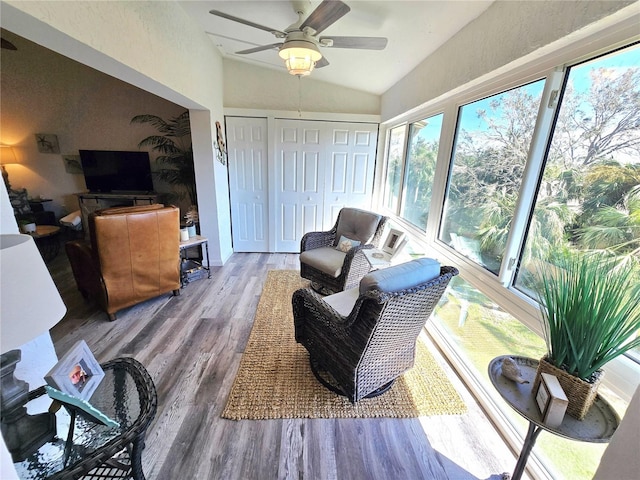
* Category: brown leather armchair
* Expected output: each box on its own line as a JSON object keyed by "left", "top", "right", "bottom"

{"left": 65, "top": 204, "right": 181, "bottom": 321}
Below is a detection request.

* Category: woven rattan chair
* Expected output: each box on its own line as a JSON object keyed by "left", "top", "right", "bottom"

{"left": 293, "top": 258, "right": 459, "bottom": 403}
{"left": 299, "top": 207, "right": 388, "bottom": 295}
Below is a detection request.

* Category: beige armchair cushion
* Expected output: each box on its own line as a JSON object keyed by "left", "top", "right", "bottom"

{"left": 335, "top": 208, "right": 383, "bottom": 245}
{"left": 299, "top": 246, "right": 346, "bottom": 277}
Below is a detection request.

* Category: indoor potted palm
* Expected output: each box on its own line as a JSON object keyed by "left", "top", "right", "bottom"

{"left": 532, "top": 250, "right": 640, "bottom": 419}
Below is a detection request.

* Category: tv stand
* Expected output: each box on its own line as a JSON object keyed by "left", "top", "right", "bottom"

{"left": 76, "top": 192, "right": 160, "bottom": 234}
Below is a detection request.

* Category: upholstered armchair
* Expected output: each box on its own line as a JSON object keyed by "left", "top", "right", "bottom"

{"left": 299, "top": 207, "right": 388, "bottom": 295}
{"left": 293, "top": 258, "right": 458, "bottom": 403}
{"left": 65, "top": 204, "right": 181, "bottom": 321}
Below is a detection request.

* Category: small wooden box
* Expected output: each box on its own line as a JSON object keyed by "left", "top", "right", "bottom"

{"left": 535, "top": 372, "right": 568, "bottom": 428}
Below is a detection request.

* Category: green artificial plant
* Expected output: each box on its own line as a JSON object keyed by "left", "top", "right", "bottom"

{"left": 535, "top": 249, "right": 640, "bottom": 381}
{"left": 131, "top": 111, "right": 196, "bottom": 206}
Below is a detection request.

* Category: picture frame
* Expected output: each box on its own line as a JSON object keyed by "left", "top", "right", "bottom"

{"left": 535, "top": 372, "right": 568, "bottom": 428}
{"left": 35, "top": 133, "right": 60, "bottom": 154}
{"left": 381, "top": 228, "right": 406, "bottom": 256}
{"left": 44, "top": 340, "right": 104, "bottom": 401}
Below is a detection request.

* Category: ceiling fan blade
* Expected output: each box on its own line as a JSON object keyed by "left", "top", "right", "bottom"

{"left": 320, "top": 36, "right": 388, "bottom": 50}
{"left": 1, "top": 38, "right": 17, "bottom": 50}
{"left": 300, "top": 0, "right": 350, "bottom": 35}
{"left": 315, "top": 56, "right": 330, "bottom": 69}
{"left": 209, "top": 10, "right": 287, "bottom": 37}
{"left": 236, "top": 43, "right": 283, "bottom": 55}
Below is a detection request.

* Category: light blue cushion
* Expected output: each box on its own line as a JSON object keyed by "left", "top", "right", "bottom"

{"left": 335, "top": 235, "right": 361, "bottom": 252}
{"left": 359, "top": 258, "right": 441, "bottom": 294}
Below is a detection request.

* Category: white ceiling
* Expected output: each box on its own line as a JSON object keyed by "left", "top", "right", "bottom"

{"left": 180, "top": 0, "right": 494, "bottom": 95}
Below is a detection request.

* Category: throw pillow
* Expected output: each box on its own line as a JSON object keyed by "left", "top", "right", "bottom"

{"left": 335, "top": 235, "right": 361, "bottom": 253}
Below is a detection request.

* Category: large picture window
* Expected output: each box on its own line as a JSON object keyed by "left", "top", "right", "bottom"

{"left": 439, "top": 81, "right": 545, "bottom": 274}
{"left": 380, "top": 39, "right": 639, "bottom": 480}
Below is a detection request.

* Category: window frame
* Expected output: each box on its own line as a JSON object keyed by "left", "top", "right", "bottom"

{"left": 375, "top": 31, "right": 640, "bottom": 402}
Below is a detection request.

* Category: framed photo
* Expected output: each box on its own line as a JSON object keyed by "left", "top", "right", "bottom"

{"left": 44, "top": 340, "right": 104, "bottom": 401}
{"left": 535, "top": 373, "right": 568, "bottom": 428}
{"left": 382, "top": 228, "right": 406, "bottom": 256}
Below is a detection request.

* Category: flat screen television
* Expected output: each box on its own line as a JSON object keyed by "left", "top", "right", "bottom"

{"left": 79, "top": 150, "right": 154, "bottom": 193}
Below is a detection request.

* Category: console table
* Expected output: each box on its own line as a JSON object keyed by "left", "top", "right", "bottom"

{"left": 76, "top": 193, "right": 160, "bottom": 236}
{"left": 488, "top": 356, "right": 619, "bottom": 480}
{"left": 13, "top": 357, "right": 157, "bottom": 480}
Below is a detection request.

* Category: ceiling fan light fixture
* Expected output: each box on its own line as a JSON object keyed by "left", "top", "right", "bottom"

{"left": 278, "top": 40, "right": 322, "bottom": 76}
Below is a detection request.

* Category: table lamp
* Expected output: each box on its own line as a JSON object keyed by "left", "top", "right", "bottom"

{"left": 1, "top": 234, "right": 67, "bottom": 461}
{"left": 0, "top": 145, "right": 17, "bottom": 189}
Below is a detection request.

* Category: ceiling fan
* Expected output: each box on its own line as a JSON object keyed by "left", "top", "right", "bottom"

{"left": 209, "top": 0, "right": 387, "bottom": 76}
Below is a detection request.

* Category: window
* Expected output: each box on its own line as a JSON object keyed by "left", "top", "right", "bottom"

{"left": 383, "top": 125, "right": 406, "bottom": 212}
{"left": 399, "top": 115, "right": 443, "bottom": 230}
{"left": 383, "top": 115, "right": 444, "bottom": 231}
{"left": 380, "top": 38, "right": 639, "bottom": 480}
{"left": 439, "top": 81, "right": 545, "bottom": 274}
{"left": 515, "top": 44, "right": 640, "bottom": 359}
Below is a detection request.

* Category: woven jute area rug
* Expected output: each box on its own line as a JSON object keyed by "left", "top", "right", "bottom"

{"left": 221, "top": 270, "right": 467, "bottom": 420}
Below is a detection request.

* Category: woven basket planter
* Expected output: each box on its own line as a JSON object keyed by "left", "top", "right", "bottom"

{"left": 533, "top": 356, "right": 604, "bottom": 420}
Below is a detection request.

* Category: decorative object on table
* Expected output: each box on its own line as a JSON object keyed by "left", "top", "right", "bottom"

{"left": 45, "top": 340, "right": 105, "bottom": 401}
{"left": 215, "top": 120, "right": 227, "bottom": 165}
{"left": 184, "top": 206, "right": 199, "bottom": 237}
{"left": 131, "top": 110, "right": 197, "bottom": 205}
{"left": 62, "top": 154, "right": 83, "bottom": 174}
{"left": 534, "top": 372, "right": 568, "bottom": 428}
{"left": 381, "top": 227, "right": 407, "bottom": 260}
{"left": 488, "top": 355, "right": 619, "bottom": 480}
{"left": 500, "top": 356, "right": 529, "bottom": 384}
{"left": 180, "top": 227, "right": 189, "bottom": 242}
{"left": 44, "top": 386, "right": 119, "bottom": 428}
{"left": 532, "top": 250, "right": 640, "bottom": 419}
{"left": 18, "top": 219, "right": 36, "bottom": 233}
{"left": 0, "top": 234, "right": 67, "bottom": 461}
{"left": 34, "top": 133, "right": 60, "bottom": 154}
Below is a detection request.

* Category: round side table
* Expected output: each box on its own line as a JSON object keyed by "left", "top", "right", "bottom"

{"left": 13, "top": 357, "right": 157, "bottom": 480}
{"left": 30, "top": 225, "right": 61, "bottom": 262}
{"left": 488, "top": 356, "right": 619, "bottom": 480}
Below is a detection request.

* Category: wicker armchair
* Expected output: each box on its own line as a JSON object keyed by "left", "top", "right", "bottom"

{"left": 293, "top": 258, "right": 459, "bottom": 402}
{"left": 299, "top": 207, "right": 388, "bottom": 295}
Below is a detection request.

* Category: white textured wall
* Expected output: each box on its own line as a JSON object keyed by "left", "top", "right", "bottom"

{"left": 223, "top": 59, "right": 380, "bottom": 115}
{"left": 381, "top": 0, "right": 636, "bottom": 121}
{"left": 2, "top": 0, "right": 231, "bottom": 263}
{"left": 594, "top": 385, "right": 640, "bottom": 479}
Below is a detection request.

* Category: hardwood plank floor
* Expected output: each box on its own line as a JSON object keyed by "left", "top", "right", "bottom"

{"left": 48, "top": 251, "right": 522, "bottom": 480}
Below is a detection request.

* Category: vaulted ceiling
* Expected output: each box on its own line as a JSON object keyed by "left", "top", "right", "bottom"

{"left": 180, "top": 0, "right": 494, "bottom": 95}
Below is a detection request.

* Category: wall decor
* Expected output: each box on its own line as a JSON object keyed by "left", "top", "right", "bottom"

{"left": 35, "top": 133, "right": 60, "bottom": 154}
{"left": 62, "top": 155, "right": 83, "bottom": 174}
{"left": 215, "top": 121, "right": 227, "bottom": 165}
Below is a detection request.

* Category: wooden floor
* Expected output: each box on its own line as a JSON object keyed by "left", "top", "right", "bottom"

{"left": 48, "top": 251, "right": 521, "bottom": 480}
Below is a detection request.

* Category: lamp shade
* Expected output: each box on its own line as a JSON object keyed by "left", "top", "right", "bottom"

{"left": 0, "top": 235, "right": 66, "bottom": 353}
{"left": 278, "top": 39, "right": 322, "bottom": 76}
{"left": 0, "top": 146, "right": 17, "bottom": 166}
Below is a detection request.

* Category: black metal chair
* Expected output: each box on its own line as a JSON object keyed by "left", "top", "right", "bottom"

{"left": 299, "top": 207, "right": 388, "bottom": 295}
{"left": 293, "top": 258, "right": 459, "bottom": 403}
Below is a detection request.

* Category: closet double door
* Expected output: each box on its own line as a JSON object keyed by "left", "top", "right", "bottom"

{"left": 227, "top": 117, "right": 378, "bottom": 253}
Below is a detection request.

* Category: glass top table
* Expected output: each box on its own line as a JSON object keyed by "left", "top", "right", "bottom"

{"left": 14, "top": 357, "right": 157, "bottom": 480}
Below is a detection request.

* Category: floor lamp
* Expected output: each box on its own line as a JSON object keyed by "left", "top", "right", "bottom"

{"left": 1, "top": 234, "right": 67, "bottom": 461}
